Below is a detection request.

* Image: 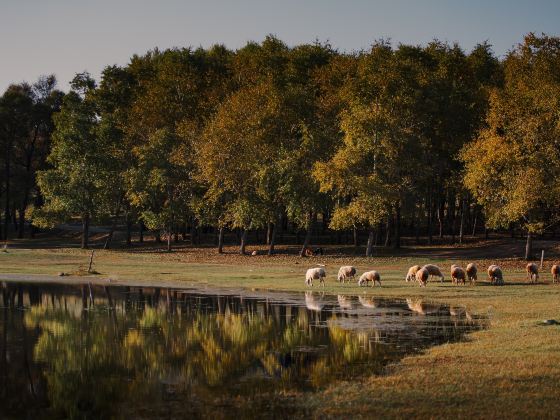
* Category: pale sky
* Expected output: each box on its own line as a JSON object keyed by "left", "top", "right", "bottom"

{"left": 1, "top": 0, "right": 559, "bottom": 92}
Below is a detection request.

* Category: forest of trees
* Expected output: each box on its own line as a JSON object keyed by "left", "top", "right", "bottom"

{"left": 1, "top": 33, "right": 559, "bottom": 259}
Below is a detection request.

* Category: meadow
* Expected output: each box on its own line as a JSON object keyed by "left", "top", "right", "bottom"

{"left": 2, "top": 239, "right": 560, "bottom": 418}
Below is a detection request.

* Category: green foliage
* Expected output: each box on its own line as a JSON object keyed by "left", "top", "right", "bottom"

{"left": 35, "top": 75, "right": 118, "bottom": 228}
{"left": 13, "top": 34, "right": 560, "bottom": 249}
{"left": 463, "top": 34, "right": 560, "bottom": 234}
{"left": 126, "top": 128, "right": 192, "bottom": 232}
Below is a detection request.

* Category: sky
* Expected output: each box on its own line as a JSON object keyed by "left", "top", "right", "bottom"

{"left": 1, "top": 0, "right": 559, "bottom": 92}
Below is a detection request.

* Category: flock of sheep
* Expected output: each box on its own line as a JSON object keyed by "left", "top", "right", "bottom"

{"left": 305, "top": 262, "right": 560, "bottom": 287}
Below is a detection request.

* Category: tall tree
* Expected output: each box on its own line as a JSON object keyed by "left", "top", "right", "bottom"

{"left": 463, "top": 34, "right": 560, "bottom": 259}
{"left": 0, "top": 84, "right": 34, "bottom": 239}
{"left": 35, "top": 73, "right": 116, "bottom": 248}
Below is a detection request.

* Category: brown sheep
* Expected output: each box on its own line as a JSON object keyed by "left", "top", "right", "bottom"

{"left": 526, "top": 263, "right": 539, "bottom": 283}
{"left": 415, "top": 267, "right": 429, "bottom": 287}
{"left": 422, "top": 264, "right": 445, "bottom": 282}
{"left": 451, "top": 266, "right": 467, "bottom": 285}
{"left": 358, "top": 270, "right": 381, "bottom": 287}
{"left": 487, "top": 265, "right": 504, "bottom": 285}
{"left": 466, "top": 263, "right": 478, "bottom": 285}
{"left": 337, "top": 266, "right": 357, "bottom": 283}
{"left": 551, "top": 264, "right": 560, "bottom": 284}
{"left": 405, "top": 265, "right": 422, "bottom": 282}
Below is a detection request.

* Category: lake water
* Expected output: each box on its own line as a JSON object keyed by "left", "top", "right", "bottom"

{"left": 0, "top": 281, "right": 484, "bottom": 418}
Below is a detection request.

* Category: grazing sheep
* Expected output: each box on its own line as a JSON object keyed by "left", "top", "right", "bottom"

{"left": 466, "top": 263, "right": 478, "bottom": 285}
{"left": 337, "top": 266, "right": 357, "bottom": 283}
{"left": 405, "top": 265, "right": 422, "bottom": 282}
{"left": 526, "top": 263, "right": 539, "bottom": 283}
{"left": 305, "top": 267, "right": 326, "bottom": 287}
{"left": 450, "top": 264, "right": 459, "bottom": 283}
{"left": 422, "top": 264, "right": 445, "bottom": 282}
{"left": 358, "top": 270, "right": 381, "bottom": 287}
{"left": 415, "top": 267, "right": 429, "bottom": 287}
{"left": 487, "top": 265, "right": 504, "bottom": 285}
{"left": 551, "top": 264, "right": 560, "bottom": 284}
{"left": 251, "top": 250, "right": 258, "bottom": 256}
{"left": 451, "top": 266, "right": 467, "bottom": 285}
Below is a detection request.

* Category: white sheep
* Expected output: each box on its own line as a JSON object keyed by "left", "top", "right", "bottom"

{"left": 305, "top": 267, "right": 326, "bottom": 287}
{"left": 422, "top": 264, "right": 445, "bottom": 282}
{"left": 337, "top": 265, "right": 357, "bottom": 283}
{"left": 405, "top": 265, "right": 421, "bottom": 282}
{"left": 358, "top": 270, "right": 381, "bottom": 287}
{"left": 466, "top": 263, "right": 477, "bottom": 285}
{"left": 487, "top": 265, "right": 504, "bottom": 285}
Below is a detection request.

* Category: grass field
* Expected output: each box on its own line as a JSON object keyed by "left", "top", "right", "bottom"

{"left": 2, "top": 242, "right": 560, "bottom": 418}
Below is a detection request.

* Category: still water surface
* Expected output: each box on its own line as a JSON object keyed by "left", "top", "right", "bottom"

{"left": 0, "top": 282, "right": 483, "bottom": 418}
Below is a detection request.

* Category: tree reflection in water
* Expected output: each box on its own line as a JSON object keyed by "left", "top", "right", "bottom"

{"left": 0, "top": 282, "right": 483, "bottom": 418}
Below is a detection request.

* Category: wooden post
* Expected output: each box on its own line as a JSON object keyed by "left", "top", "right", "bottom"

{"left": 540, "top": 250, "right": 544, "bottom": 270}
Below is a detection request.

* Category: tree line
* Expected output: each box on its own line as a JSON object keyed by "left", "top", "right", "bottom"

{"left": 1, "top": 33, "right": 559, "bottom": 259}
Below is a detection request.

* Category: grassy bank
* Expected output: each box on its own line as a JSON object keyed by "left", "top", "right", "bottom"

{"left": 2, "top": 245, "right": 560, "bottom": 418}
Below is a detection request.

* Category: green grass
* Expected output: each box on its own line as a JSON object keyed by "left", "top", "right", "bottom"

{"left": 2, "top": 246, "right": 560, "bottom": 418}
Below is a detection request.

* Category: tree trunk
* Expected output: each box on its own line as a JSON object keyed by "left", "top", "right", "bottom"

{"left": 81, "top": 214, "right": 90, "bottom": 249}
{"left": 217, "top": 227, "right": 224, "bottom": 254}
{"left": 104, "top": 202, "right": 122, "bottom": 250}
{"left": 353, "top": 226, "right": 359, "bottom": 248}
{"left": 266, "top": 222, "right": 272, "bottom": 245}
{"left": 139, "top": 221, "right": 144, "bottom": 243}
{"left": 17, "top": 206, "right": 25, "bottom": 239}
{"left": 167, "top": 227, "right": 172, "bottom": 252}
{"left": 459, "top": 197, "right": 466, "bottom": 244}
{"left": 299, "top": 214, "right": 313, "bottom": 257}
{"left": 393, "top": 201, "right": 401, "bottom": 249}
{"left": 126, "top": 219, "right": 132, "bottom": 247}
{"left": 427, "top": 193, "right": 433, "bottom": 245}
{"left": 239, "top": 229, "right": 248, "bottom": 255}
{"left": 181, "top": 223, "right": 187, "bottom": 241}
{"left": 268, "top": 222, "right": 277, "bottom": 256}
{"left": 413, "top": 204, "right": 420, "bottom": 245}
{"left": 384, "top": 214, "right": 392, "bottom": 247}
{"left": 437, "top": 195, "right": 444, "bottom": 239}
{"left": 366, "top": 229, "right": 374, "bottom": 257}
{"left": 472, "top": 208, "right": 477, "bottom": 237}
{"left": 525, "top": 231, "right": 533, "bottom": 261}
